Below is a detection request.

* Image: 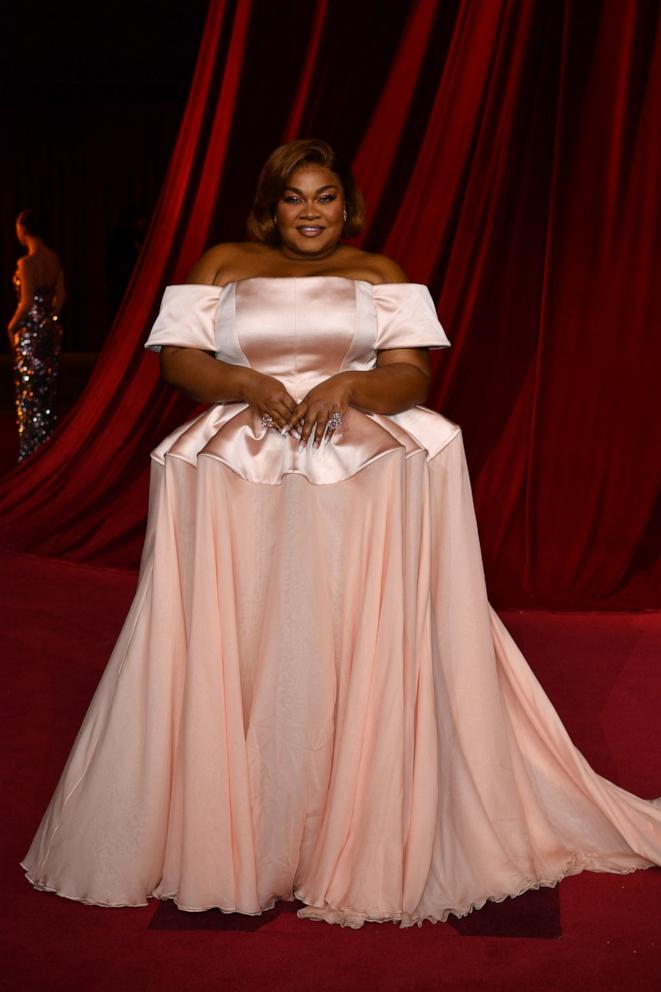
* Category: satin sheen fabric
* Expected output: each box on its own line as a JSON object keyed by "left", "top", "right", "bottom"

{"left": 20, "top": 277, "right": 661, "bottom": 928}
{"left": 144, "top": 278, "right": 453, "bottom": 485}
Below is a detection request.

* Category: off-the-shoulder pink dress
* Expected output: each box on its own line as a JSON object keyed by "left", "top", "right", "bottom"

{"left": 20, "top": 276, "right": 661, "bottom": 928}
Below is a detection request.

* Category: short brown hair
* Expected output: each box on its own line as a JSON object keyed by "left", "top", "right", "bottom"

{"left": 245, "top": 138, "right": 366, "bottom": 245}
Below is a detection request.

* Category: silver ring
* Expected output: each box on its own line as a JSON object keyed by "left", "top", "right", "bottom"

{"left": 261, "top": 414, "right": 274, "bottom": 428}
{"left": 328, "top": 412, "right": 343, "bottom": 429}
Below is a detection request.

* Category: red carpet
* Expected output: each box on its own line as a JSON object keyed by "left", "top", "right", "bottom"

{"left": 2, "top": 550, "right": 660, "bottom": 991}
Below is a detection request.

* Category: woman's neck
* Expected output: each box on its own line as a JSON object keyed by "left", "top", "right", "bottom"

{"left": 24, "top": 235, "right": 45, "bottom": 254}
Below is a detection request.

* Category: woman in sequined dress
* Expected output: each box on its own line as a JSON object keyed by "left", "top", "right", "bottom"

{"left": 7, "top": 209, "right": 65, "bottom": 462}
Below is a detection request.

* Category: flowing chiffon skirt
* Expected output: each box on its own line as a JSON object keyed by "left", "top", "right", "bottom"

{"left": 20, "top": 403, "right": 661, "bottom": 927}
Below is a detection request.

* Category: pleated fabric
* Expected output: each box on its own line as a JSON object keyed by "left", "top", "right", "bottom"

{"left": 20, "top": 277, "right": 661, "bottom": 927}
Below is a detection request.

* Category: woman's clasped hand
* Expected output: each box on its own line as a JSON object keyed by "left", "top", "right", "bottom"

{"left": 243, "top": 369, "right": 352, "bottom": 448}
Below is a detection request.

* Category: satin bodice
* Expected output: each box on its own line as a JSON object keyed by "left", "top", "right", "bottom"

{"left": 219, "top": 277, "right": 378, "bottom": 400}
{"left": 144, "top": 276, "right": 456, "bottom": 485}
{"left": 145, "top": 276, "right": 450, "bottom": 404}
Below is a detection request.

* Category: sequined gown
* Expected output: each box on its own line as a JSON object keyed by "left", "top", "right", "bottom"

{"left": 19, "top": 277, "right": 661, "bottom": 928}
{"left": 11, "top": 270, "right": 62, "bottom": 462}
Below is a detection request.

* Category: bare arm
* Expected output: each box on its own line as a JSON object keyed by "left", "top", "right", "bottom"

{"left": 158, "top": 244, "right": 261, "bottom": 404}
{"left": 343, "top": 348, "right": 431, "bottom": 415}
{"left": 342, "top": 255, "right": 431, "bottom": 415}
{"left": 7, "top": 257, "right": 36, "bottom": 336}
{"left": 282, "top": 345, "right": 431, "bottom": 443}
{"left": 159, "top": 346, "right": 260, "bottom": 404}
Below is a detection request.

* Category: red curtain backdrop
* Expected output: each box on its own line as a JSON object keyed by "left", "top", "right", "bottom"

{"left": 1, "top": 0, "right": 659, "bottom": 609}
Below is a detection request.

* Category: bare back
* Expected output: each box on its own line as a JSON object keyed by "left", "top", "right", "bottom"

{"left": 19, "top": 246, "right": 62, "bottom": 288}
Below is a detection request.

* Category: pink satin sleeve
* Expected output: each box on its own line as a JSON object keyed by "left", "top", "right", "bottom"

{"left": 144, "top": 284, "right": 223, "bottom": 352}
{"left": 372, "top": 283, "right": 451, "bottom": 350}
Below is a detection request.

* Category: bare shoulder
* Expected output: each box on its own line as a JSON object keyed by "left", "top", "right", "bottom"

{"left": 368, "top": 253, "right": 410, "bottom": 284}
{"left": 183, "top": 242, "right": 245, "bottom": 285}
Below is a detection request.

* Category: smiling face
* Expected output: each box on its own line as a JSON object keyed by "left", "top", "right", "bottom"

{"left": 273, "top": 163, "right": 346, "bottom": 260}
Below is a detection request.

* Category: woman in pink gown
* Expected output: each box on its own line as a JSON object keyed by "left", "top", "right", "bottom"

{"left": 20, "top": 139, "right": 661, "bottom": 928}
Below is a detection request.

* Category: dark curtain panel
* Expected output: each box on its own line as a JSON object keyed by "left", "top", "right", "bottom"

{"left": 0, "top": 102, "right": 183, "bottom": 350}
{"left": 0, "top": 0, "right": 659, "bottom": 609}
{"left": 0, "top": 3, "right": 208, "bottom": 350}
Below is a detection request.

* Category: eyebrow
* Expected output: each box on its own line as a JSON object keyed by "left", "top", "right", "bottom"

{"left": 282, "top": 184, "right": 338, "bottom": 194}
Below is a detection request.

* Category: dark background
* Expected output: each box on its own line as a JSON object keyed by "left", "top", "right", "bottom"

{"left": 1, "top": 2, "right": 208, "bottom": 351}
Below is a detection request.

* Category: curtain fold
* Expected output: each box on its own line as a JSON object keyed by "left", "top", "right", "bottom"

{"left": 0, "top": 0, "right": 659, "bottom": 608}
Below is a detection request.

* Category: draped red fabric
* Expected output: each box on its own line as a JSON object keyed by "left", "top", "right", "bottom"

{"left": 1, "top": 0, "right": 659, "bottom": 609}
